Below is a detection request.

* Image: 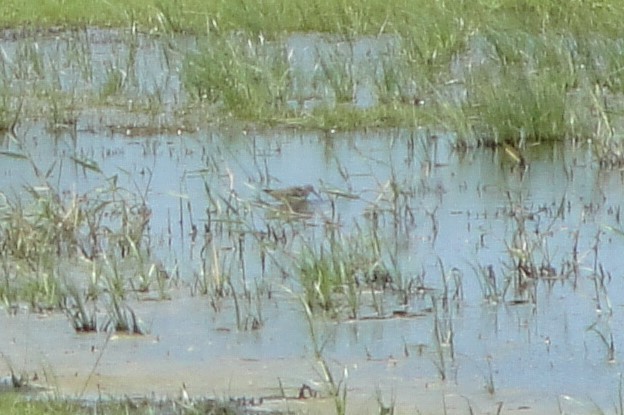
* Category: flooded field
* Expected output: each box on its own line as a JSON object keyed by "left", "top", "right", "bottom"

{"left": 1, "top": 29, "right": 624, "bottom": 415}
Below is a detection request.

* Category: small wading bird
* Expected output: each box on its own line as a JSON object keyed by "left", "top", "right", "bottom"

{"left": 263, "top": 184, "right": 319, "bottom": 202}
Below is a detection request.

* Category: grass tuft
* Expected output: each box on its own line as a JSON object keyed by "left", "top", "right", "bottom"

{"left": 183, "top": 33, "right": 292, "bottom": 121}
{"left": 297, "top": 229, "right": 390, "bottom": 318}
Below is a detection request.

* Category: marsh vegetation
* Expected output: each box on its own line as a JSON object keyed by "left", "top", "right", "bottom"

{"left": 0, "top": 0, "right": 623, "bottom": 150}
{"left": 2, "top": 1, "right": 624, "bottom": 415}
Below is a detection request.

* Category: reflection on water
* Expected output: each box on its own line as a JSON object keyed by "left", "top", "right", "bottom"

{"left": 262, "top": 199, "right": 316, "bottom": 220}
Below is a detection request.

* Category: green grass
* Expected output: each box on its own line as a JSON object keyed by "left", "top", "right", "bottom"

{"left": 297, "top": 228, "right": 392, "bottom": 318}
{"left": 465, "top": 65, "right": 572, "bottom": 145}
{"left": 3, "top": 0, "right": 624, "bottom": 39}
{"left": 183, "top": 33, "right": 292, "bottom": 121}
{"left": 0, "top": 393, "right": 239, "bottom": 415}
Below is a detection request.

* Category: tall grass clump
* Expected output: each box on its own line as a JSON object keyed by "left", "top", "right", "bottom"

{"left": 466, "top": 67, "right": 570, "bottom": 145}
{"left": 298, "top": 239, "right": 358, "bottom": 317}
{"left": 183, "top": 33, "right": 292, "bottom": 121}
{"left": 577, "top": 37, "right": 624, "bottom": 94}
{"left": 396, "top": 2, "right": 468, "bottom": 68}
{"left": 297, "top": 229, "right": 390, "bottom": 319}
{"left": 316, "top": 45, "right": 356, "bottom": 104}
{"left": 458, "top": 30, "right": 600, "bottom": 146}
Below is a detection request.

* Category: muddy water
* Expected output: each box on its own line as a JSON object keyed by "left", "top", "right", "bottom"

{"left": 0, "top": 30, "right": 623, "bottom": 415}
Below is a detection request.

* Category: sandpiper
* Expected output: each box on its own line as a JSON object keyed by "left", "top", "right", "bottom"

{"left": 263, "top": 184, "right": 319, "bottom": 202}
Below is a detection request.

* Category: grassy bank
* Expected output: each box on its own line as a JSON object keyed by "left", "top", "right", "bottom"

{"left": 2, "top": 0, "right": 623, "bottom": 38}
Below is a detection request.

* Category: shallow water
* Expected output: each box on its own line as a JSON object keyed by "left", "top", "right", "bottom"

{"left": 0, "top": 30, "right": 623, "bottom": 415}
